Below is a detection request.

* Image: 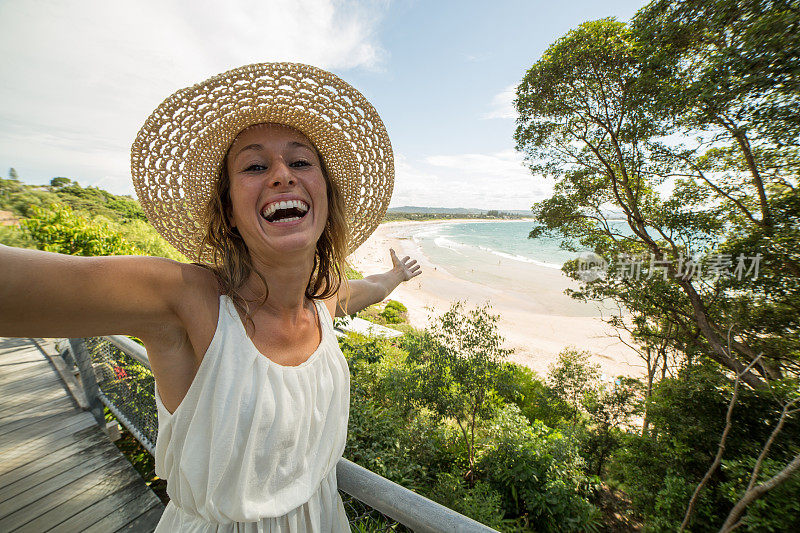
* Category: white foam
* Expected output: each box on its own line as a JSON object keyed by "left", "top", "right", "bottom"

{"left": 487, "top": 249, "right": 562, "bottom": 269}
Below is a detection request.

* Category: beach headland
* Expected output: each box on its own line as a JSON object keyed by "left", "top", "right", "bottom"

{"left": 347, "top": 219, "right": 645, "bottom": 380}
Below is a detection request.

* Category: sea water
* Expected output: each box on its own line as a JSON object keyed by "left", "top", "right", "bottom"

{"left": 409, "top": 220, "right": 593, "bottom": 271}
{"left": 398, "top": 220, "right": 630, "bottom": 314}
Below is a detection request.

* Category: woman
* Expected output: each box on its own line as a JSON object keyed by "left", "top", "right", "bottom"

{"left": 0, "top": 62, "right": 420, "bottom": 531}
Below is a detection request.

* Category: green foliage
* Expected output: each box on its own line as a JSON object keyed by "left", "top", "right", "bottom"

{"left": 515, "top": 0, "right": 800, "bottom": 397}
{"left": 21, "top": 203, "right": 142, "bottom": 256}
{"left": 428, "top": 471, "right": 511, "bottom": 530}
{"left": 53, "top": 183, "right": 146, "bottom": 221}
{"left": 340, "top": 333, "right": 394, "bottom": 366}
{"left": 719, "top": 456, "right": 800, "bottom": 532}
{"left": 50, "top": 177, "right": 72, "bottom": 188}
{"left": 0, "top": 177, "right": 61, "bottom": 216}
{"left": 608, "top": 363, "right": 800, "bottom": 530}
{"left": 379, "top": 300, "right": 407, "bottom": 323}
{"left": 109, "top": 218, "right": 186, "bottom": 261}
{"left": 341, "top": 333, "right": 460, "bottom": 491}
{"left": 340, "top": 327, "right": 608, "bottom": 530}
{"left": 477, "top": 404, "right": 601, "bottom": 532}
{"left": 345, "top": 388, "right": 432, "bottom": 490}
{"left": 580, "top": 377, "right": 641, "bottom": 476}
{"left": 633, "top": 0, "right": 800, "bottom": 145}
{"left": 357, "top": 299, "right": 410, "bottom": 327}
{"left": 546, "top": 348, "right": 601, "bottom": 422}
{"left": 0, "top": 177, "right": 184, "bottom": 260}
{"left": 498, "top": 362, "right": 570, "bottom": 428}
{"left": 402, "top": 301, "right": 515, "bottom": 481}
{"left": 344, "top": 264, "right": 363, "bottom": 280}
{"left": 0, "top": 225, "right": 37, "bottom": 249}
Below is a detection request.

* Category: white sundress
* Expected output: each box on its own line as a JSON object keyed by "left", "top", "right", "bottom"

{"left": 153, "top": 294, "right": 352, "bottom": 532}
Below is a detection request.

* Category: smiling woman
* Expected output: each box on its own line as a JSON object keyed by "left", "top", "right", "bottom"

{"left": 201, "top": 122, "right": 349, "bottom": 336}
{"left": 0, "top": 62, "right": 421, "bottom": 532}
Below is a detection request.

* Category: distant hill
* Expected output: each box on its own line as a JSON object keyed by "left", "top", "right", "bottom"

{"left": 388, "top": 206, "right": 534, "bottom": 217}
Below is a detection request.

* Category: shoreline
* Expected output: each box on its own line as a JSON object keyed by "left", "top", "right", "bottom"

{"left": 348, "top": 219, "right": 645, "bottom": 380}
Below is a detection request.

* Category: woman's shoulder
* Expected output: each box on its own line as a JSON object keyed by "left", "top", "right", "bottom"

{"left": 172, "top": 262, "right": 223, "bottom": 315}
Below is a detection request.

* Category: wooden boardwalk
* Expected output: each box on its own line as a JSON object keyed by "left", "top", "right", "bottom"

{"left": 0, "top": 337, "right": 164, "bottom": 532}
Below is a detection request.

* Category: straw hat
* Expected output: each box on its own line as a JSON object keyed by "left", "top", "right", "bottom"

{"left": 131, "top": 62, "right": 394, "bottom": 263}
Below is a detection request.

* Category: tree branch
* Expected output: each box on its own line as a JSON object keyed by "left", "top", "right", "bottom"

{"left": 681, "top": 346, "right": 764, "bottom": 531}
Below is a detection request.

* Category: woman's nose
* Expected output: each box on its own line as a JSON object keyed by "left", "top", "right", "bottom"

{"left": 269, "top": 161, "right": 295, "bottom": 187}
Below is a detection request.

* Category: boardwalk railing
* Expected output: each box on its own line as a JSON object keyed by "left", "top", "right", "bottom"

{"left": 64, "top": 335, "right": 497, "bottom": 533}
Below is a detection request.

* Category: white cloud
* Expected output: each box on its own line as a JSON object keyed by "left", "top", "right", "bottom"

{"left": 0, "top": 0, "right": 388, "bottom": 194}
{"left": 389, "top": 150, "right": 552, "bottom": 211}
{"left": 481, "top": 83, "right": 518, "bottom": 120}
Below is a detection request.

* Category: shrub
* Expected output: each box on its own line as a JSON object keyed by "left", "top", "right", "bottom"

{"left": 21, "top": 203, "right": 141, "bottom": 256}
{"left": 499, "top": 362, "right": 570, "bottom": 428}
{"left": 607, "top": 362, "right": 800, "bottom": 530}
{"left": 380, "top": 300, "right": 408, "bottom": 323}
{"left": 477, "top": 404, "right": 601, "bottom": 532}
{"left": 428, "top": 470, "right": 511, "bottom": 530}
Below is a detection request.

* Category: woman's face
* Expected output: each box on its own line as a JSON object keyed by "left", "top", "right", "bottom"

{"left": 225, "top": 123, "right": 329, "bottom": 259}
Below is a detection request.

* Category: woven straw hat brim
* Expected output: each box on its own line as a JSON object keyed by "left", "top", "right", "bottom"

{"left": 131, "top": 62, "right": 394, "bottom": 263}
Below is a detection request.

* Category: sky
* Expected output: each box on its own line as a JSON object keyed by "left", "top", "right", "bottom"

{"left": 0, "top": 0, "right": 648, "bottom": 211}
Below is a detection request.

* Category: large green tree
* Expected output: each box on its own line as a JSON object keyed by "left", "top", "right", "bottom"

{"left": 513, "top": 10, "right": 798, "bottom": 390}
{"left": 513, "top": 3, "right": 800, "bottom": 528}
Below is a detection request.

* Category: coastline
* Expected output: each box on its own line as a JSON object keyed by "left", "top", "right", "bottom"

{"left": 347, "top": 219, "right": 645, "bottom": 380}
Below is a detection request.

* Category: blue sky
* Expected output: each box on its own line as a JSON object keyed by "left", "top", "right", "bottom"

{"left": 0, "top": 0, "right": 646, "bottom": 210}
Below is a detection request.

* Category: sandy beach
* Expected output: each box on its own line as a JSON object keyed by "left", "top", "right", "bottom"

{"left": 347, "top": 219, "right": 646, "bottom": 381}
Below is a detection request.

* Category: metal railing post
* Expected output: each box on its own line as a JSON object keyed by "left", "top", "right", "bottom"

{"left": 69, "top": 338, "right": 105, "bottom": 426}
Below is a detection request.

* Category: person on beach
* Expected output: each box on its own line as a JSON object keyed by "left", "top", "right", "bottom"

{"left": 0, "top": 62, "right": 420, "bottom": 531}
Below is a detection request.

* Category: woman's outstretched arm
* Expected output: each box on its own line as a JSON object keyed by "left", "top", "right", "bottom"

{"left": 335, "top": 248, "right": 421, "bottom": 316}
{"left": 0, "top": 244, "right": 187, "bottom": 341}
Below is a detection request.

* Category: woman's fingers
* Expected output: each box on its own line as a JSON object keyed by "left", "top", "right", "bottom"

{"left": 389, "top": 248, "right": 422, "bottom": 279}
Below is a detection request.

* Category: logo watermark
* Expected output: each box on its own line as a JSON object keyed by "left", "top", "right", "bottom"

{"left": 576, "top": 252, "right": 761, "bottom": 282}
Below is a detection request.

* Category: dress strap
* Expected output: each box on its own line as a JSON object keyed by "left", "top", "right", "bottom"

{"left": 314, "top": 298, "right": 333, "bottom": 334}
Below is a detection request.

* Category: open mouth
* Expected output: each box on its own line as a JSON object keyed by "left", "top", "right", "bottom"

{"left": 260, "top": 200, "right": 310, "bottom": 225}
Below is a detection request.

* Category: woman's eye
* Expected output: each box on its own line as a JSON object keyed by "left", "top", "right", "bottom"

{"left": 244, "top": 164, "right": 266, "bottom": 172}
{"left": 291, "top": 160, "right": 310, "bottom": 167}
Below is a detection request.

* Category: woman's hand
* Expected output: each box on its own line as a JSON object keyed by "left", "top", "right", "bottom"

{"left": 390, "top": 248, "right": 421, "bottom": 282}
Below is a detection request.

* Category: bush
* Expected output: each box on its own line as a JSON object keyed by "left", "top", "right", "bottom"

{"left": 718, "top": 456, "right": 800, "bottom": 532}
{"left": 428, "top": 470, "right": 511, "bottom": 530}
{"left": 339, "top": 333, "right": 394, "bottom": 366}
{"left": 0, "top": 225, "right": 37, "bottom": 249}
{"left": 477, "top": 404, "right": 601, "bottom": 532}
{"left": 499, "top": 362, "right": 570, "bottom": 428}
{"left": 380, "top": 300, "right": 408, "bottom": 323}
{"left": 21, "top": 203, "right": 141, "bottom": 256}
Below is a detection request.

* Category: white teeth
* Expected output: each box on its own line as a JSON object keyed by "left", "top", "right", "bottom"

{"left": 261, "top": 199, "right": 310, "bottom": 219}
{"left": 276, "top": 216, "right": 300, "bottom": 223}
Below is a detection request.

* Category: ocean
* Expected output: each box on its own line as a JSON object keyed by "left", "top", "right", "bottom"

{"left": 409, "top": 220, "right": 595, "bottom": 271}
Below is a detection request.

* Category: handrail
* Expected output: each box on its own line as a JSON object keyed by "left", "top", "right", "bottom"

{"left": 336, "top": 458, "right": 495, "bottom": 533}
{"left": 74, "top": 335, "right": 497, "bottom": 533}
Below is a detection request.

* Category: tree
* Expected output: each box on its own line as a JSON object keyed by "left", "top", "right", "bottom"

{"left": 403, "top": 300, "right": 514, "bottom": 484}
{"left": 50, "top": 177, "right": 72, "bottom": 188}
{"left": 547, "top": 348, "right": 640, "bottom": 475}
{"left": 681, "top": 353, "right": 800, "bottom": 532}
{"left": 8, "top": 168, "right": 19, "bottom": 181}
{"left": 547, "top": 348, "right": 600, "bottom": 423}
{"left": 513, "top": 13, "right": 798, "bottom": 388}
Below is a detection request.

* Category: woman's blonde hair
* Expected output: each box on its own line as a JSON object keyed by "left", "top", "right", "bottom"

{"left": 198, "top": 127, "right": 352, "bottom": 329}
